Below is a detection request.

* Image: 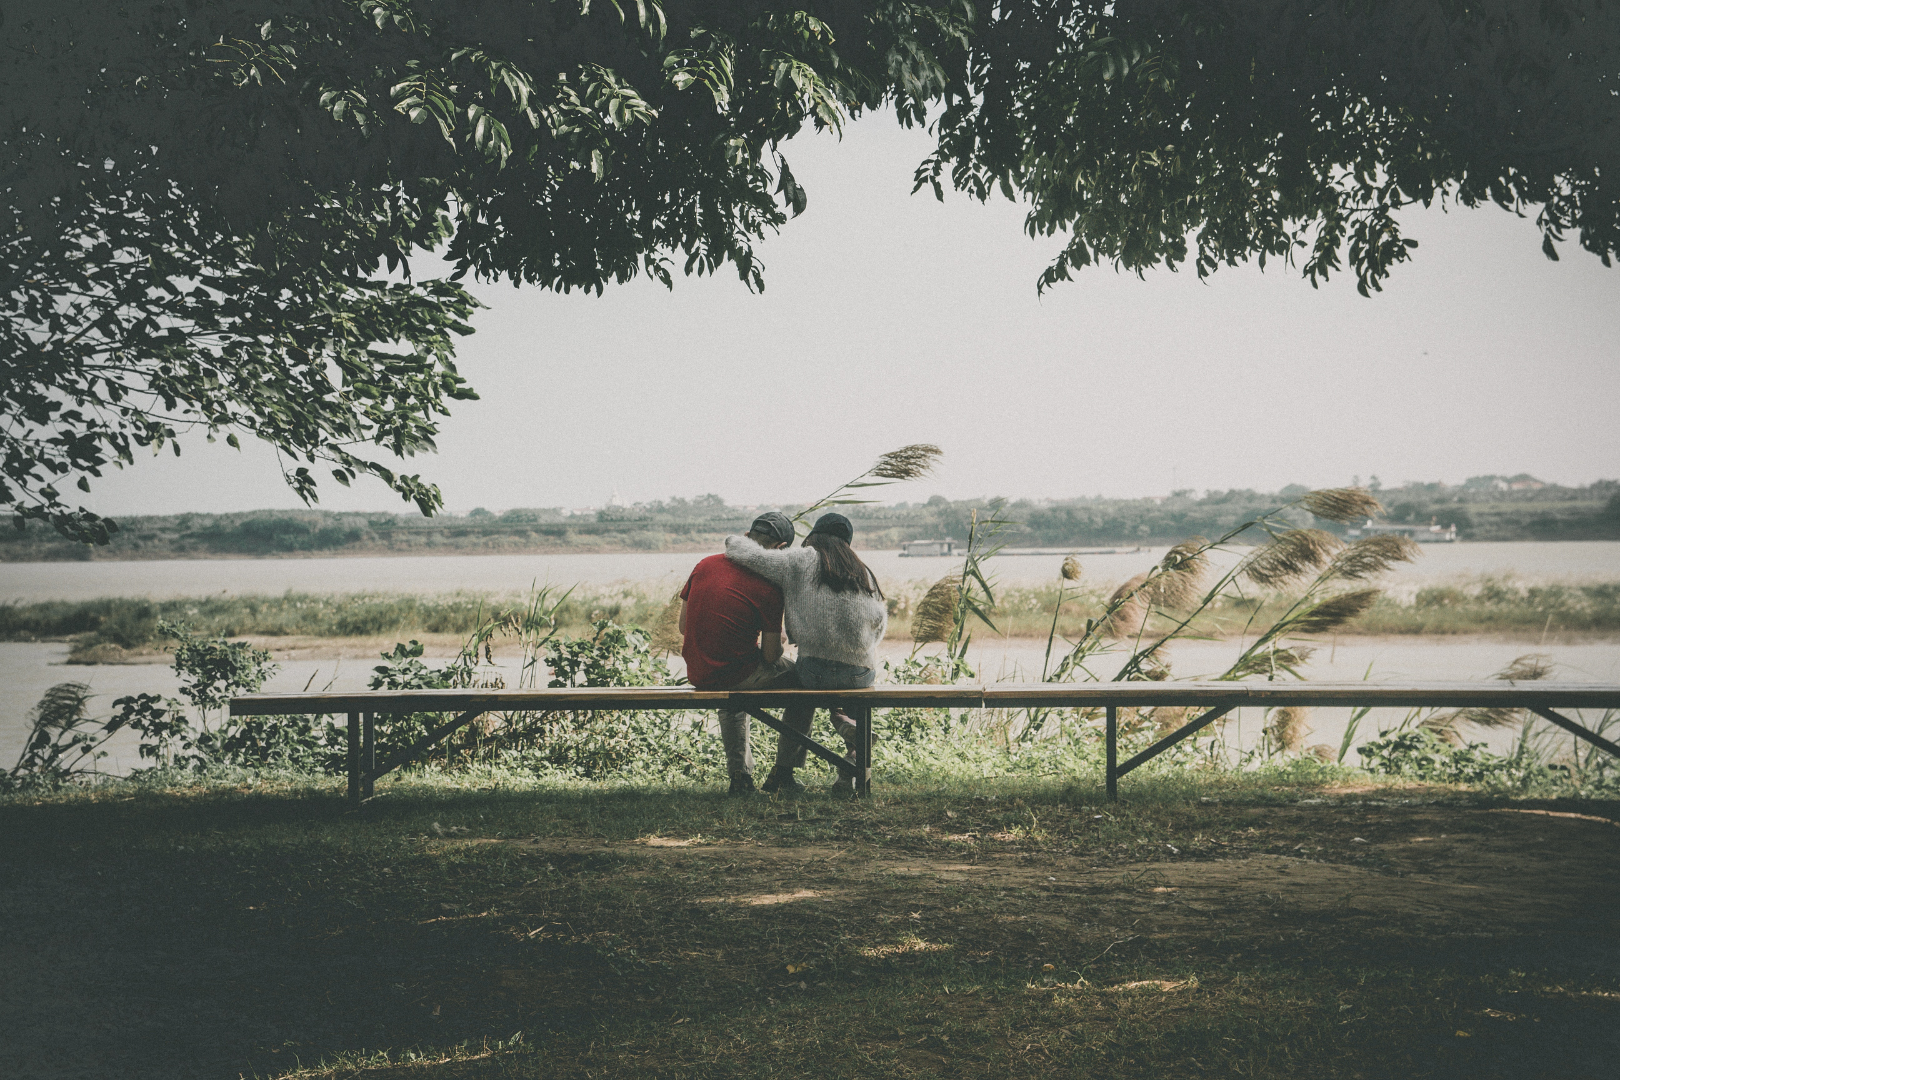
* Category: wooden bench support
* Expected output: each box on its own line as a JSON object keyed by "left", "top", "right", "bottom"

{"left": 1106, "top": 706, "right": 1118, "bottom": 801}
{"left": 346, "top": 710, "right": 361, "bottom": 802}
{"left": 1529, "top": 707, "right": 1620, "bottom": 758}
{"left": 1108, "top": 704, "right": 1240, "bottom": 800}
{"left": 374, "top": 710, "right": 486, "bottom": 785}
{"left": 740, "top": 706, "right": 859, "bottom": 777}
{"left": 858, "top": 705, "right": 873, "bottom": 798}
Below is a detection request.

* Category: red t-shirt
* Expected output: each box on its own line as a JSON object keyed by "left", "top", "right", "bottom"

{"left": 678, "top": 553, "right": 784, "bottom": 689}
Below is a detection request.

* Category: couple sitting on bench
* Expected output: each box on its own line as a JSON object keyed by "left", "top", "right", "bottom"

{"left": 677, "top": 511, "right": 887, "bottom": 796}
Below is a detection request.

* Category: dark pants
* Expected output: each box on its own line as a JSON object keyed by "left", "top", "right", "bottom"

{"left": 774, "top": 656, "right": 875, "bottom": 776}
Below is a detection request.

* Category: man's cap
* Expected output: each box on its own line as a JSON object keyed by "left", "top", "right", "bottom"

{"left": 748, "top": 511, "right": 795, "bottom": 546}
{"left": 812, "top": 512, "right": 854, "bottom": 543}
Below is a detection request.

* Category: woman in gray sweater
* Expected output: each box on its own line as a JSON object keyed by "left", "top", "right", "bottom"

{"left": 723, "top": 512, "right": 887, "bottom": 794}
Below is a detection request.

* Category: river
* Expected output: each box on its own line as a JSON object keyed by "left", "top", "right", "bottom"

{"left": 0, "top": 540, "right": 1617, "bottom": 601}
{"left": 2, "top": 541, "right": 1617, "bottom": 778}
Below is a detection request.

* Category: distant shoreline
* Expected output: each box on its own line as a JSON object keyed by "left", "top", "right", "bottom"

{"left": 0, "top": 537, "right": 1609, "bottom": 566}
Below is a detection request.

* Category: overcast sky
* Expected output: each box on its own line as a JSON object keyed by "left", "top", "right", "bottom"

{"left": 82, "top": 113, "right": 1618, "bottom": 517}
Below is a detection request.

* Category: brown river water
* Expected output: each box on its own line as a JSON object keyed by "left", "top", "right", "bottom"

{"left": 2, "top": 542, "right": 1617, "bottom": 777}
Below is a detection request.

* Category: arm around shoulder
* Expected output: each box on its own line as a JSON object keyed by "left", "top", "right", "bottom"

{"left": 724, "top": 534, "right": 797, "bottom": 587}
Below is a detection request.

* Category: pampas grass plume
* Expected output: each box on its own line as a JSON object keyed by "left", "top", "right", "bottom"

{"left": 1430, "top": 654, "right": 1560, "bottom": 734}
{"left": 911, "top": 575, "right": 960, "bottom": 644}
{"left": 1265, "top": 706, "right": 1308, "bottom": 752}
{"left": 870, "top": 444, "right": 943, "bottom": 481}
{"left": 650, "top": 597, "right": 684, "bottom": 656}
{"left": 1145, "top": 537, "right": 1209, "bottom": 607}
{"left": 1495, "top": 653, "right": 1555, "bottom": 682}
{"left": 1291, "top": 588, "right": 1381, "bottom": 634}
{"left": 1300, "top": 487, "right": 1384, "bottom": 523}
{"left": 1105, "top": 572, "right": 1150, "bottom": 640}
{"left": 1244, "top": 529, "right": 1341, "bottom": 587}
{"left": 1327, "top": 534, "right": 1422, "bottom": 580}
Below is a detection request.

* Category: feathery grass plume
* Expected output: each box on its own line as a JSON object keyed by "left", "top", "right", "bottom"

{"left": 1226, "top": 645, "right": 1316, "bottom": 680}
{"left": 1131, "top": 647, "right": 1172, "bottom": 682}
{"left": 1494, "top": 653, "right": 1556, "bottom": 682}
{"left": 1244, "top": 529, "right": 1342, "bottom": 587}
{"left": 869, "top": 444, "right": 943, "bottom": 481}
{"left": 1300, "top": 487, "right": 1384, "bottom": 523}
{"left": 5, "top": 682, "right": 100, "bottom": 788}
{"left": 1307, "top": 743, "right": 1337, "bottom": 762}
{"left": 1144, "top": 537, "right": 1209, "bottom": 607}
{"left": 1104, "top": 571, "right": 1151, "bottom": 640}
{"left": 1418, "top": 711, "right": 1468, "bottom": 745}
{"left": 1264, "top": 706, "right": 1308, "bottom": 752}
{"left": 1061, "top": 554, "right": 1083, "bottom": 581}
{"left": 649, "top": 597, "right": 683, "bottom": 656}
{"left": 911, "top": 575, "right": 960, "bottom": 644}
{"left": 1436, "top": 706, "right": 1522, "bottom": 734}
{"left": 1290, "top": 589, "right": 1381, "bottom": 635}
{"left": 1149, "top": 705, "right": 1194, "bottom": 734}
{"left": 1326, "top": 534, "right": 1422, "bottom": 580}
{"left": 1429, "top": 654, "right": 1560, "bottom": 736}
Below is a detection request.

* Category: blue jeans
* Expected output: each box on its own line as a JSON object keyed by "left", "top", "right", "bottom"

{"left": 774, "top": 656, "right": 874, "bottom": 773}
{"left": 796, "top": 656, "right": 875, "bottom": 691}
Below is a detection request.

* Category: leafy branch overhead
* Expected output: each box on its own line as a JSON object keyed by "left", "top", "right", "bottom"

{"left": 4, "top": 2, "right": 1616, "bottom": 540}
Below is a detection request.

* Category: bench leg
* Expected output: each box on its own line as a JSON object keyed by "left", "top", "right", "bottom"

{"left": 346, "top": 711, "right": 360, "bottom": 802}
{"left": 858, "top": 704, "right": 874, "bottom": 798}
{"left": 1106, "top": 705, "right": 1118, "bottom": 802}
{"left": 361, "top": 713, "right": 378, "bottom": 800}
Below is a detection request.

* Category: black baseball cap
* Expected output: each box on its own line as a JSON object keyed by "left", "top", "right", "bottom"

{"left": 812, "top": 512, "right": 854, "bottom": 543}
{"left": 748, "top": 511, "right": 795, "bottom": 546}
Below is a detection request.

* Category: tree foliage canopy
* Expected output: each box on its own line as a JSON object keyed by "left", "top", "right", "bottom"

{"left": 3, "top": 0, "right": 1616, "bottom": 541}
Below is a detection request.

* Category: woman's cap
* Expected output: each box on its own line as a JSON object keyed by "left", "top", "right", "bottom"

{"left": 812, "top": 512, "right": 854, "bottom": 543}
{"left": 748, "top": 511, "right": 795, "bottom": 546}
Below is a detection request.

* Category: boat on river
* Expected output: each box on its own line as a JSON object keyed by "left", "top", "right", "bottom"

{"left": 1347, "top": 519, "right": 1459, "bottom": 543}
{"left": 898, "top": 540, "right": 1145, "bottom": 557}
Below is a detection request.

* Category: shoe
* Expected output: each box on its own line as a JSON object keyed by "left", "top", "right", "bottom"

{"left": 762, "top": 767, "right": 809, "bottom": 795}
{"left": 727, "top": 773, "right": 757, "bottom": 798}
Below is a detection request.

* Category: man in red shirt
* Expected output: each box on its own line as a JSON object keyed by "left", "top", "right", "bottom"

{"left": 678, "top": 511, "right": 806, "bottom": 795}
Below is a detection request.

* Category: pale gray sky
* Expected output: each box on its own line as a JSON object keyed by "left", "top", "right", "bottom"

{"left": 83, "top": 113, "right": 1618, "bottom": 517}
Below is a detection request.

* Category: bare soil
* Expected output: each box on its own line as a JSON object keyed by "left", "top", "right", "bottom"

{"left": 500, "top": 800, "right": 1617, "bottom": 943}
{"left": 0, "top": 792, "right": 1617, "bottom": 1079}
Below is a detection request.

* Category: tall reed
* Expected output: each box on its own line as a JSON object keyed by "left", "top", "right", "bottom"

{"left": 789, "top": 444, "right": 943, "bottom": 532}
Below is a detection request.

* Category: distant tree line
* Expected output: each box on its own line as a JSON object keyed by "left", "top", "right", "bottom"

{"left": 0, "top": 481, "right": 1618, "bottom": 561}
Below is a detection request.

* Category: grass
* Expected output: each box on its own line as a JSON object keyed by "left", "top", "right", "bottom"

{"left": 1, "top": 576, "right": 1617, "bottom": 659}
{"left": 1, "top": 765, "right": 1618, "bottom": 1079}
{"left": 980, "top": 579, "right": 1618, "bottom": 641}
{"left": 0, "top": 587, "right": 673, "bottom": 657}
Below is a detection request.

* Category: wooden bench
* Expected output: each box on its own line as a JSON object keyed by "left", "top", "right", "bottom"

{"left": 228, "top": 682, "right": 1620, "bottom": 803}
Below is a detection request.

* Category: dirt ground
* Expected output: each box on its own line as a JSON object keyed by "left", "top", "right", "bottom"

{"left": 503, "top": 801, "right": 1618, "bottom": 939}
{"left": 0, "top": 794, "right": 1618, "bottom": 1079}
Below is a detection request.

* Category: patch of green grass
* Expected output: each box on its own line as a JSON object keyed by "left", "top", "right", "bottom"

{"left": 0, "top": 588, "right": 674, "bottom": 652}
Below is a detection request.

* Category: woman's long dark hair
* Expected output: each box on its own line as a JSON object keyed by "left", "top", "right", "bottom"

{"left": 804, "top": 532, "right": 884, "bottom": 598}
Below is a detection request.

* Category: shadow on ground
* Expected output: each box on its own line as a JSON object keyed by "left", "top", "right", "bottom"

{"left": 0, "top": 786, "right": 1618, "bottom": 1079}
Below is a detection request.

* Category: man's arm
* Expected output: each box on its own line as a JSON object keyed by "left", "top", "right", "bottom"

{"left": 724, "top": 534, "right": 797, "bottom": 588}
{"left": 761, "top": 623, "right": 784, "bottom": 665}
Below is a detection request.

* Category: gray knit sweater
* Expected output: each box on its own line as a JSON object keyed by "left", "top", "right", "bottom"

{"left": 723, "top": 535, "right": 888, "bottom": 670}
